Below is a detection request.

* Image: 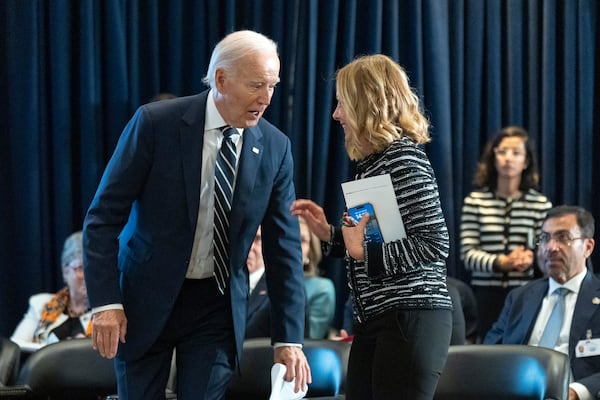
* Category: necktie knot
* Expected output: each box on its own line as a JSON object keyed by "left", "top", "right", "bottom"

{"left": 221, "top": 126, "right": 236, "bottom": 139}
{"left": 554, "top": 287, "right": 570, "bottom": 297}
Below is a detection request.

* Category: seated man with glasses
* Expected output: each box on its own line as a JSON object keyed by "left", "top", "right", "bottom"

{"left": 484, "top": 205, "right": 600, "bottom": 400}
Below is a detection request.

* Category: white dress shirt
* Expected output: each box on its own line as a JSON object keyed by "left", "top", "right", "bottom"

{"left": 249, "top": 267, "right": 265, "bottom": 294}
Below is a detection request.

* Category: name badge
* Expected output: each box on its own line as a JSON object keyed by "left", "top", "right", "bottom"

{"left": 576, "top": 338, "right": 600, "bottom": 358}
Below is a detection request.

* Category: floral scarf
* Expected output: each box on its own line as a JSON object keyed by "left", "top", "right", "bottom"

{"left": 34, "top": 287, "right": 92, "bottom": 341}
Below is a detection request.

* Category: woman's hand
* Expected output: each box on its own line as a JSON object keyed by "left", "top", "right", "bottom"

{"left": 290, "top": 199, "right": 331, "bottom": 241}
{"left": 341, "top": 212, "right": 369, "bottom": 261}
{"left": 495, "top": 246, "right": 534, "bottom": 272}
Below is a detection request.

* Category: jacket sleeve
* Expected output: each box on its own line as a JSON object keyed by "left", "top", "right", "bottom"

{"left": 261, "top": 137, "right": 306, "bottom": 345}
{"left": 83, "top": 106, "right": 154, "bottom": 308}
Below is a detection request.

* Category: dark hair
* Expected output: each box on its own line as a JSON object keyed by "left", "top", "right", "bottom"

{"left": 149, "top": 92, "right": 177, "bottom": 102}
{"left": 545, "top": 205, "right": 595, "bottom": 238}
{"left": 474, "top": 126, "right": 540, "bottom": 190}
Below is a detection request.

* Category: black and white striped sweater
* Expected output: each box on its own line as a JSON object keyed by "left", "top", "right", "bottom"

{"left": 460, "top": 188, "right": 552, "bottom": 287}
{"left": 328, "top": 137, "right": 452, "bottom": 324}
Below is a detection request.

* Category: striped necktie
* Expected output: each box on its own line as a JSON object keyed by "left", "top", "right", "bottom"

{"left": 213, "top": 126, "right": 238, "bottom": 294}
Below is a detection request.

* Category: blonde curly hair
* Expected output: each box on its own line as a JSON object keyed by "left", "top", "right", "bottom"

{"left": 335, "top": 54, "right": 430, "bottom": 161}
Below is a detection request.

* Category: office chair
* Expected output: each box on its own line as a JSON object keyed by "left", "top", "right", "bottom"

{"left": 434, "top": 344, "right": 571, "bottom": 400}
{"left": 0, "top": 338, "right": 116, "bottom": 399}
{"left": 226, "top": 338, "right": 350, "bottom": 400}
{"left": 0, "top": 338, "right": 20, "bottom": 387}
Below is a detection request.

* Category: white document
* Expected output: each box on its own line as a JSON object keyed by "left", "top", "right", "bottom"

{"left": 341, "top": 174, "right": 406, "bottom": 242}
{"left": 269, "top": 363, "right": 306, "bottom": 400}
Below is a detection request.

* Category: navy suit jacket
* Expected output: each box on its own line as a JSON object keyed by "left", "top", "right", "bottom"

{"left": 485, "top": 271, "right": 600, "bottom": 397}
{"left": 83, "top": 91, "right": 306, "bottom": 361}
{"left": 245, "top": 274, "right": 271, "bottom": 338}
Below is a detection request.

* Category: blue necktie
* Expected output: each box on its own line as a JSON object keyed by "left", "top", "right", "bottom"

{"left": 538, "top": 287, "right": 569, "bottom": 349}
{"left": 213, "top": 127, "right": 238, "bottom": 294}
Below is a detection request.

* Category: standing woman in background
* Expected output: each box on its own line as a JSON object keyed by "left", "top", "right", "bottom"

{"left": 460, "top": 126, "right": 552, "bottom": 341}
{"left": 299, "top": 217, "right": 336, "bottom": 339}
{"left": 292, "top": 54, "right": 452, "bottom": 400}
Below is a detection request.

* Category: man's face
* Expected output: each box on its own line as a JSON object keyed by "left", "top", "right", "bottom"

{"left": 537, "top": 214, "right": 595, "bottom": 283}
{"left": 214, "top": 51, "right": 280, "bottom": 129}
{"left": 246, "top": 227, "right": 264, "bottom": 273}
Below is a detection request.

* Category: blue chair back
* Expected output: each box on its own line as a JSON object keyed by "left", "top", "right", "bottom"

{"left": 304, "top": 346, "right": 342, "bottom": 397}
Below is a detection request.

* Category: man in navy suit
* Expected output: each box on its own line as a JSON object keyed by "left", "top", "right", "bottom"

{"left": 83, "top": 30, "right": 311, "bottom": 399}
{"left": 245, "top": 226, "right": 271, "bottom": 338}
{"left": 485, "top": 205, "right": 600, "bottom": 400}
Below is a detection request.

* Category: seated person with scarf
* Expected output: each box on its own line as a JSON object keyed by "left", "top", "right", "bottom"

{"left": 11, "top": 231, "right": 91, "bottom": 352}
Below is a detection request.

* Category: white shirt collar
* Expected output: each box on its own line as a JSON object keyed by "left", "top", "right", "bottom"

{"left": 249, "top": 267, "right": 265, "bottom": 293}
{"left": 205, "top": 90, "right": 227, "bottom": 131}
{"left": 548, "top": 268, "right": 587, "bottom": 296}
{"left": 204, "top": 90, "right": 243, "bottom": 136}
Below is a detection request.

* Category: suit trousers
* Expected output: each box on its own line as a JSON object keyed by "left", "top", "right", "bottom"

{"left": 114, "top": 277, "right": 236, "bottom": 400}
{"left": 346, "top": 308, "right": 452, "bottom": 400}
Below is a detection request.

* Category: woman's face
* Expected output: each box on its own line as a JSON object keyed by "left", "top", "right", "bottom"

{"left": 494, "top": 136, "right": 528, "bottom": 180}
{"left": 332, "top": 96, "right": 355, "bottom": 147}
{"left": 63, "top": 257, "right": 87, "bottom": 300}
{"left": 299, "top": 222, "right": 311, "bottom": 265}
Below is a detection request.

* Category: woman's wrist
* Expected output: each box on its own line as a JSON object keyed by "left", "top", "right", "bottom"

{"left": 327, "top": 224, "right": 334, "bottom": 244}
{"left": 493, "top": 255, "right": 506, "bottom": 272}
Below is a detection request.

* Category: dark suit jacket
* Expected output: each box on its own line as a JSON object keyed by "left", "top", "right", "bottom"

{"left": 83, "top": 91, "right": 306, "bottom": 361}
{"left": 245, "top": 273, "right": 271, "bottom": 338}
{"left": 484, "top": 271, "right": 600, "bottom": 397}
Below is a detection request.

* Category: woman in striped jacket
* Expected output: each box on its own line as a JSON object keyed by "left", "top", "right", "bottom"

{"left": 292, "top": 54, "right": 452, "bottom": 400}
{"left": 460, "top": 126, "right": 552, "bottom": 341}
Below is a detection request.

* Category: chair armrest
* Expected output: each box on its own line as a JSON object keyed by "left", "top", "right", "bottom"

{"left": 0, "top": 384, "right": 34, "bottom": 398}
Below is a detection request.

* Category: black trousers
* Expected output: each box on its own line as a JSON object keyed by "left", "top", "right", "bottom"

{"left": 346, "top": 308, "right": 452, "bottom": 400}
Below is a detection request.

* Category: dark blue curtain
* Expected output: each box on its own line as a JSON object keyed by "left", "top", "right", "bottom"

{"left": 1, "top": 0, "right": 598, "bottom": 336}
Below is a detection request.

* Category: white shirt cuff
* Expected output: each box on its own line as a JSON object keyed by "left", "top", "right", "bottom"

{"left": 570, "top": 382, "right": 592, "bottom": 400}
{"left": 91, "top": 303, "right": 124, "bottom": 315}
{"left": 273, "top": 342, "right": 302, "bottom": 348}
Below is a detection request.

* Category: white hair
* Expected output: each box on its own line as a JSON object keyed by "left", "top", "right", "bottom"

{"left": 202, "top": 30, "right": 278, "bottom": 89}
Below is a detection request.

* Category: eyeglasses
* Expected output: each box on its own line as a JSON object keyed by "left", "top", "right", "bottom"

{"left": 493, "top": 147, "right": 526, "bottom": 158}
{"left": 537, "top": 231, "right": 587, "bottom": 247}
{"left": 64, "top": 259, "right": 84, "bottom": 272}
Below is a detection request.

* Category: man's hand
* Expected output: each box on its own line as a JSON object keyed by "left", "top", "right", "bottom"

{"left": 568, "top": 388, "right": 579, "bottom": 400}
{"left": 274, "top": 346, "right": 312, "bottom": 393}
{"left": 91, "top": 309, "right": 127, "bottom": 359}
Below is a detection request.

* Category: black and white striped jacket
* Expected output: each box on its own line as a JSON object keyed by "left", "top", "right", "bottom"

{"left": 460, "top": 188, "right": 552, "bottom": 287}
{"left": 327, "top": 137, "right": 452, "bottom": 324}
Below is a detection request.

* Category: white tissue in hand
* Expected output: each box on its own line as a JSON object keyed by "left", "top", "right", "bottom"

{"left": 269, "top": 363, "right": 307, "bottom": 400}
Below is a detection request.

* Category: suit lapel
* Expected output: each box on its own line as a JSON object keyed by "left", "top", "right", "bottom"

{"left": 248, "top": 274, "right": 268, "bottom": 315}
{"left": 180, "top": 93, "right": 208, "bottom": 229}
{"left": 520, "top": 281, "right": 548, "bottom": 343}
{"left": 229, "top": 126, "right": 263, "bottom": 240}
{"left": 570, "top": 271, "right": 600, "bottom": 352}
